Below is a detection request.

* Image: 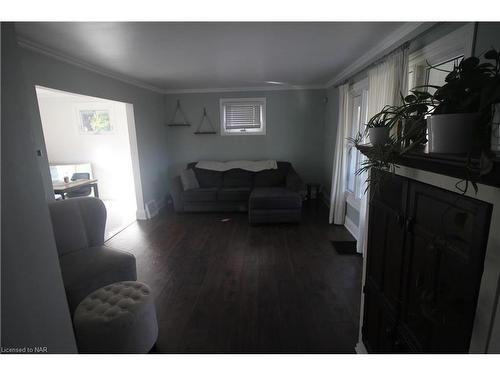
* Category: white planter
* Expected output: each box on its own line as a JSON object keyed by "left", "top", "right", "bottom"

{"left": 427, "top": 113, "right": 479, "bottom": 154}
{"left": 369, "top": 127, "right": 390, "bottom": 146}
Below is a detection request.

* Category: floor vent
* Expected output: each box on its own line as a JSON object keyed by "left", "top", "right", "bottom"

{"left": 145, "top": 200, "right": 159, "bottom": 219}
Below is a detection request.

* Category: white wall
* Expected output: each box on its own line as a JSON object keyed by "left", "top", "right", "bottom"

{"left": 37, "top": 92, "right": 136, "bottom": 204}
{"left": 1, "top": 22, "right": 77, "bottom": 353}
{"left": 18, "top": 39, "right": 168, "bottom": 213}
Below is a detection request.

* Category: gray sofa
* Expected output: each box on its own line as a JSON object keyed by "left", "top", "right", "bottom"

{"left": 48, "top": 197, "right": 137, "bottom": 313}
{"left": 169, "top": 161, "right": 304, "bottom": 223}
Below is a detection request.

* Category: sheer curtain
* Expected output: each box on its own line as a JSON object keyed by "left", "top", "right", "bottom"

{"left": 329, "top": 83, "right": 350, "bottom": 224}
{"left": 356, "top": 47, "right": 409, "bottom": 255}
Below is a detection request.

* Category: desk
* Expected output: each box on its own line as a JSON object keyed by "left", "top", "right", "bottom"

{"left": 53, "top": 179, "right": 99, "bottom": 199}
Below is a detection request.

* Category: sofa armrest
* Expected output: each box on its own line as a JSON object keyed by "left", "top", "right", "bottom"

{"left": 286, "top": 171, "right": 304, "bottom": 192}
{"left": 169, "top": 176, "right": 184, "bottom": 212}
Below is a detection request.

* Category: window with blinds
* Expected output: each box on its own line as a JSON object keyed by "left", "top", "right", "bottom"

{"left": 220, "top": 98, "right": 266, "bottom": 135}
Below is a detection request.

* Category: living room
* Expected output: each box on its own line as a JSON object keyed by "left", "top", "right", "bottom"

{"left": 2, "top": 2, "right": 500, "bottom": 375}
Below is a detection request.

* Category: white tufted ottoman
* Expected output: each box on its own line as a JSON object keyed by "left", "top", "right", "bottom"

{"left": 73, "top": 281, "right": 158, "bottom": 353}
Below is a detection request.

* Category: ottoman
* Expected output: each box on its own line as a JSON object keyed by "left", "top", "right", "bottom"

{"left": 248, "top": 187, "right": 302, "bottom": 224}
{"left": 73, "top": 281, "right": 158, "bottom": 353}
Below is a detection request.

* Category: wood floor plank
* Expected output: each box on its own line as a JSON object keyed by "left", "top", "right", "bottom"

{"left": 106, "top": 201, "right": 362, "bottom": 353}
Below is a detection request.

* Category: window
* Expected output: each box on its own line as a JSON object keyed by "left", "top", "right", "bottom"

{"left": 345, "top": 80, "right": 369, "bottom": 205}
{"left": 220, "top": 98, "right": 266, "bottom": 135}
{"left": 426, "top": 56, "right": 463, "bottom": 92}
{"left": 79, "top": 109, "right": 112, "bottom": 134}
{"left": 407, "top": 23, "right": 474, "bottom": 93}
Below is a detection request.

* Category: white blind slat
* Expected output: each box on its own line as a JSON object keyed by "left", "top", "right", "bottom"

{"left": 224, "top": 102, "right": 263, "bottom": 129}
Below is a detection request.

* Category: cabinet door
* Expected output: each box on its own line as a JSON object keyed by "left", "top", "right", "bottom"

{"left": 365, "top": 172, "right": 407, "bottom": 310}
{"left": 362, "top": 171, "right": 407, "bottom": 351}
{"left": 400, "top": 180, "right": 492, "bottom": 353}
{"left": 363, "top": 280, "right": 418, "bottom": 353}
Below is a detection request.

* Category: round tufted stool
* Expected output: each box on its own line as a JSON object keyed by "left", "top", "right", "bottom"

{"left": 73, "top": 281, "right": 158, "bottom": 353}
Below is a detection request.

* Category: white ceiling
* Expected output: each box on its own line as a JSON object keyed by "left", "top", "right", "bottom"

{"left": 16, "top": 22, "right": 407, "bottom": 92}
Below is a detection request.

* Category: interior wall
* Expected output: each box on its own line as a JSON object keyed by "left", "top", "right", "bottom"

{"left": 17, "top": 38, "right": 168, "bottom": 212}
{"left": 322, "top": 86, "right": 339, "bottom": 199}
{"left": 37, "top": 93, "right": 136, "bottom": 203}
{"left": 1, "top": 22, "right": 77, "bottom": 353}
{"left": 475, "top": 22, "right": 500, "bottom": 57}
{"left": 165, "top": 89, "right": 327, "bottom": 184}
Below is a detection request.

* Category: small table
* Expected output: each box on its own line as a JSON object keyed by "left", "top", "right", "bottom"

{"left": 53, "top": 179, "right": 99, "bottom": 199}
{"left": 306, "top": 183, "right": 321, "bottom": 200}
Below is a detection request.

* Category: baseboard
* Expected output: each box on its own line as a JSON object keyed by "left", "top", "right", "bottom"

{"left": 136, "top": 208, "right": 148, "bottom": 221}
{"left": 140, "top": 197, "right": 167, "bottom": 220}
{"left": 355, "top": 342, "right": 368, "bottom": 354}
{"left": 344, "top": 216, "right": 359, "bottom": 240}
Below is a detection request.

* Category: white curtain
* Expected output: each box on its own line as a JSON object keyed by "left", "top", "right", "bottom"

{"left": 329, "top": 83, "right": 351, "bottom": 224}
{"left": 356, "top": 47, "right": 409, "bottom": 255}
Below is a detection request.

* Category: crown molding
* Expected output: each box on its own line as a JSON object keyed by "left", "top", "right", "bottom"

{"left": 163, "top": 84, "right": 326, "bottom": 94}
{"left": 16, "top": 36, "right": 166, "bottom": 94}
{"left": 326, "top": 22, "right": 438, "bottom": 88}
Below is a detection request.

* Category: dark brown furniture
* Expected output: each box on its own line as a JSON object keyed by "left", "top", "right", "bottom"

{"left": 306, "top": 183, "right": 321, "bottom": 200}
{"left": 362, "top": 170, "right": 492, "bottom": 353}
{"left": 53, "top": 178, "right": 99, "bottom": 199}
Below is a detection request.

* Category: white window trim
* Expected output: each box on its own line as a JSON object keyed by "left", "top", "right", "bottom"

{"left": 345, "top": 78, "right": 369, "bottom": 207}
{"left": 219, "top": 97, "right": 266, "bottom": 136}
{"left": 408, "top": 23, "right": 475, "bottom": 91}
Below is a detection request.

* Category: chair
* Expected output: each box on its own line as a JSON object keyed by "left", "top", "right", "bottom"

{"left": 66, "top": 172, "right": 92, "bottom": 198}
{"left": 48, "top": 197, "right": 137, "bottom": 313}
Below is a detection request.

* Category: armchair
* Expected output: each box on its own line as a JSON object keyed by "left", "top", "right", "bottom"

{"left": 48, "top": 197, "right": 137, "bottom": 313}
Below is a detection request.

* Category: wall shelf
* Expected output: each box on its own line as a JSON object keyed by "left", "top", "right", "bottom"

{"left": 357, "top": 144, "right": 500, "bottom": 189}
{"left": 194, "top": 107, "right": 217, "bottom": 135}
{"left": 167, "top": 99, "right": 190, "bottom": 127}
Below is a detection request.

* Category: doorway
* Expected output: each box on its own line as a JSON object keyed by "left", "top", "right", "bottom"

{"left": 35, "top": 86, "right": 143, "bottom": 240}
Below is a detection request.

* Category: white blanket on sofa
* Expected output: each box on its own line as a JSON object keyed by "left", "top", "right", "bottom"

{"left": 195, "top": 160, "right": 278, "bottom": 172}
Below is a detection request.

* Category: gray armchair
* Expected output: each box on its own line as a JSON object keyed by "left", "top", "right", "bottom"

{"left": 48, "top": 197, "right": 137, "bottom": 313}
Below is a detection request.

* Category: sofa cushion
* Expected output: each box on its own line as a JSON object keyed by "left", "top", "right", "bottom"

{"left": 249, "top": 187, "right": 302, "bottom": 210}
{"left": 192, "top": 167, "right": 223, "bottom": 188}
{"left": 217, "top": 187, "right": 251, "bottom": 201}
{"left": 59, "top": 246, "right": 137, "bottom": 313}
{"left": 254, "top": 168, "right": 287, "bottom": 187}
{"left": 180, "top": 168, "right": 199, "bottom": 191}
{"left": 182, "top": 187, "right": 218, "bottom": 202}
{"left": 223, "top": 168, "right": 254, "bottom": 188}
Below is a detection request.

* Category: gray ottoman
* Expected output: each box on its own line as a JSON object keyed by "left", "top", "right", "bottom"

{"left": 73, "top": 281, "right": 158, "bottom": 353}
{"left": 248, "top": 187, "right": 302, "bottom": 224}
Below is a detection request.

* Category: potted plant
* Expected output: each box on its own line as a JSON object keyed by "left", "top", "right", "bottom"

{"left": 422, "top": 49, "right": 500, "bottom": 154}
{"left": 366, "top": 105, "right": 399, "bottom": 146}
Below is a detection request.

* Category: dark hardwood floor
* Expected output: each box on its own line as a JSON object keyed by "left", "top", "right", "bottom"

{"left": 105, "top": 201, "right": 363, "bottom": 353}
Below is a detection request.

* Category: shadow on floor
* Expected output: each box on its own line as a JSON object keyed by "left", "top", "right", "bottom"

{"left": 106, "top": 200, "right": 363, "bottom": 353}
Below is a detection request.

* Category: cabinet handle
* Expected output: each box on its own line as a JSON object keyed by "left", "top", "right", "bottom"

{"left": 416, "top": 272, "right": 422, "bottom": 288}
{"left": 396, "top": 214, "right": 404, "bottom": 227}
{"left": 406, "top": 217, "right": 414, "bottom": 233}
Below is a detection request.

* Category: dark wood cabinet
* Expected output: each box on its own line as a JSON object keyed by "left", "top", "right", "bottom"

{"left": 362, "top": 171, "right": 492, "bottom": 353}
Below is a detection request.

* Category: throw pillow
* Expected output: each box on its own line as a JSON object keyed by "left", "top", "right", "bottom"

{"left": 180, "top": 169, "right": 199, "bottom": 191}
